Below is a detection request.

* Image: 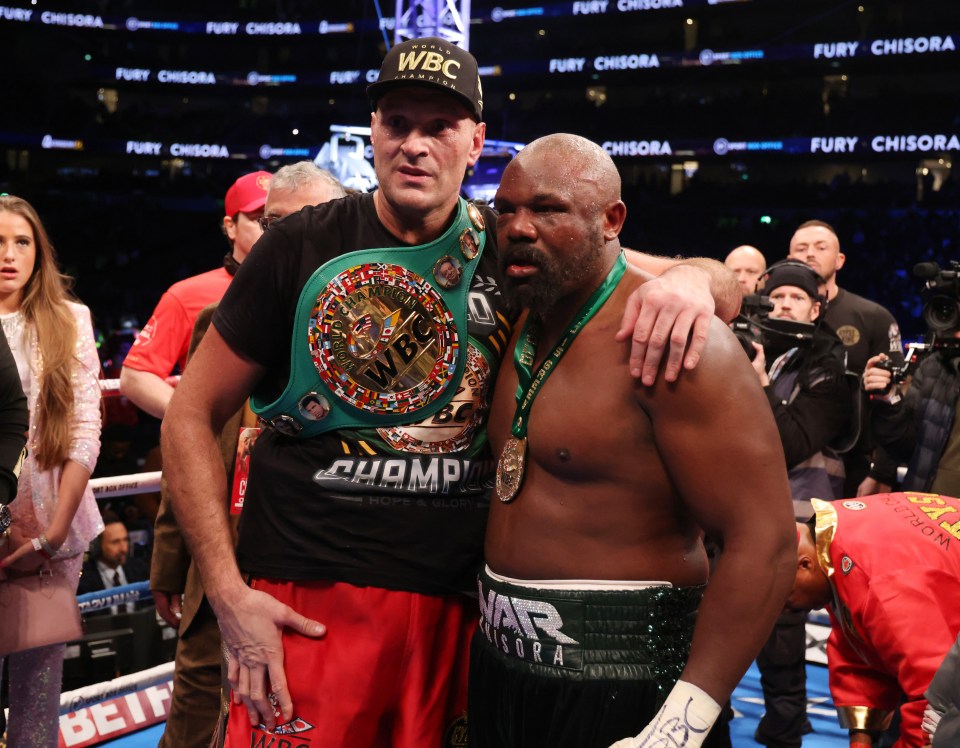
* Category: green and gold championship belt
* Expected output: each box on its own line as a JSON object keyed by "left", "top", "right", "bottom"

{"left": 252, "top": 198, "right": 487, "bottom": 438}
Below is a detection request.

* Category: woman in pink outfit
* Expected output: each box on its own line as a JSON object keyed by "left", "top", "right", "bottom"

{"left": 0, "top": 195, "right": 102, "bottom": 747}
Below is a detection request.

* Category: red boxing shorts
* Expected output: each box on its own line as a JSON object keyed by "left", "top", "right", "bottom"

{"left": 224, "top": 578, "right": 473, "bottom": 748}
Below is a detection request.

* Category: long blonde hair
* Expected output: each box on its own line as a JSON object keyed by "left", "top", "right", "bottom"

{"left": 0, "top": 196, "right": 79, "bottom": 470}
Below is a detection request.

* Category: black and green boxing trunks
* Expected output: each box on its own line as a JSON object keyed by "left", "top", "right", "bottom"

{"left": 468, "top": 566, "right": 729, "bottom": 748}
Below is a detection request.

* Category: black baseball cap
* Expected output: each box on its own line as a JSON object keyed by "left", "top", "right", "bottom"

{"left": 763, "top": 261, "right": 822, "bottom": 300}
{"left": 367, "top": 37, "right": 483, "bottom": 121}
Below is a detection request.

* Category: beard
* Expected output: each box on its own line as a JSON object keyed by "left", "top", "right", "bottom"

{"left": 500, "top": 227, "right": 606, "bottom": 320}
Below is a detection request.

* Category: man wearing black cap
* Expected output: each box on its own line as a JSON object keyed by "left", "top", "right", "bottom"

{"left": 748, "top": 260, "right": 854, "bottom": 748}
{"left": 162, "top": 37, "right": 739, "bottom": 745}
{"left": 749, "top": 261, "right": 852, "bottom": 522}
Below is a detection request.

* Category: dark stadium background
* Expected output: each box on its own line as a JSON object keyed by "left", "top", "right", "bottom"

{"left": 1, "top": 0, "right": 958, "bottom": 342}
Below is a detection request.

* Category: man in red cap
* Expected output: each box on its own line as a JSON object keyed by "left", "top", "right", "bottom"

{"left": 788, "top": 493, "right": 960, "bottom": 748}
{"left": 120, "top": 170, "right": 271, "bottom": 418}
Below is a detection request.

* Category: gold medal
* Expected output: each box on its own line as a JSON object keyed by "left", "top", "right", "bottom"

{"left": 496, "top": 436, "right": 527, "bottom": 503}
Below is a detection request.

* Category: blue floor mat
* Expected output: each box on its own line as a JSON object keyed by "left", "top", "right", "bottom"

{"left": 100, "top": 722, "right": 165, "bottom": 747}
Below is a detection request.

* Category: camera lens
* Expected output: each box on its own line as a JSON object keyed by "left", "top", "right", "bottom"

{"left": 923, "top": 294, "right": 960, "bottom": 333}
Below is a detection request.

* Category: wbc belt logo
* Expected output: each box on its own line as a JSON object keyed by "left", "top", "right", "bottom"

{"left": 309, "top": 263, "right": 459, "bottom": 416}
{"left": 378, "top": 344, "right": 490, "bottom": 454}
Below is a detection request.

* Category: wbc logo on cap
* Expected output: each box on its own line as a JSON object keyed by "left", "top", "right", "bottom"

{"left": 397, "top": 47, "right": 461, "bottom": 82}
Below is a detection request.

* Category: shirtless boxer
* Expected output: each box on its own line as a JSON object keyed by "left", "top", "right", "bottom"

{"left": 470, "top": 133, "right": 796, "bottom": 748}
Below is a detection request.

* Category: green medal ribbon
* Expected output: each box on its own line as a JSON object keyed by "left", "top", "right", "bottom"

{"left": 511, "top": 252, "right": 627, "bottom": 437}
{"left": 495, "top": 252, "right": 626, "bottom": 502}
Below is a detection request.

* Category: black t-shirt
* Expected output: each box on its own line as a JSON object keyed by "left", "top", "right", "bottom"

{"left": 214, "top": 193, "right": 511, "bottom": 594}
{"left": 823, "top": 288, "right": 903, "bottom": 375}
{"left": 824, "top": 287, "right": 904, "bottom": 485}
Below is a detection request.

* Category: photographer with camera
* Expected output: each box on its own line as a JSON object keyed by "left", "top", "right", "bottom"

{"left": 738, "top": 260, "right": 854, "bottom": 748}
{"left": 863, "top": 261, "right": 960, "bottom": 495}
{"left": 744, "top": 261, "right": 853, "bottom": 509}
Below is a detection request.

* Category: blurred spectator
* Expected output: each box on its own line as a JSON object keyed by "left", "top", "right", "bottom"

{"left": 725, "top": 244, "right": 767, "bottom": 295}
{"left": 864, "top": 317, "right": 960, "bottom": 495}
{"left": 95, "top": 423, "right": 141, "bottom": 478}
{"left": 77, "top": 513, "right": 150, "bottom": 613}
{"left": 119, "top": 171, "right": 271, "bottom": 419}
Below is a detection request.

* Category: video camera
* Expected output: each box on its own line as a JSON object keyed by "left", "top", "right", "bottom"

{"left": 873, "top": 338, "right": 960, "bottom": 392}
{"left": 731, "top": 294, "right": 771, "bottom": 359}
{"left": 875, "top": 341, "right": 933, "bottom": 387}
{"left": 915, "top": 260, "right": 960, "bottom": 335}
{"left": 870, "top": 261, "right": 960, "bottom": 392}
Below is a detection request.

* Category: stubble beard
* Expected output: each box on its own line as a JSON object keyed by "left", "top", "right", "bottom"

{"left": 502, "top": 227, "right": 606, "bottom": 321}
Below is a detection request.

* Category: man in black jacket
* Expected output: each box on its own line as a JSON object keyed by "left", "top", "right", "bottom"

{"left": 788, "top": 220, "right": 904, "bottom": 497}
{"left": 864, "top": 330, "right": 960, "bottom": 496}
{"left": 746, "top": 260, "right": 854, "bottom": 748}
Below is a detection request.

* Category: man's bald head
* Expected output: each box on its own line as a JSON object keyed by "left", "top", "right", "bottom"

{"left": 510, "top": 134, "right": 622, "bottom": 207}
{"left": 725, "top": 245, "right": 767, "bottom": 295}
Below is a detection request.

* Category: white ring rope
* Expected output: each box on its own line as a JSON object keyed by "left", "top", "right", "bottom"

{"left": 58, "top": 662, "right": 175, "bottom": 716}
{"left": 90, "top": 471, "right": 162, "bottom": 498}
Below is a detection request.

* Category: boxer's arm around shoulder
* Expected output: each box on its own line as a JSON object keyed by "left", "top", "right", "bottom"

{"left": 640, "top": 318, "right": 796, "bottom": 705}
{"left": 624, "top": 250, "right": 741, "bottom": 323}
{"left": 161, "top": 326, "right": 261, "bottom": 606}
{"left": 619, "top": 251, "right": 741, "bottom": 386}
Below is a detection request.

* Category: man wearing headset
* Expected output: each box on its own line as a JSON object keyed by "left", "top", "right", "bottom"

{"left": 746, "top": 260, "right": 854, "bottom": 748}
